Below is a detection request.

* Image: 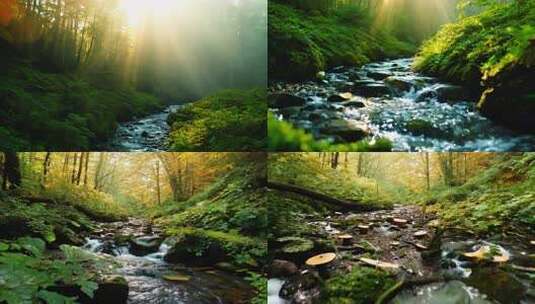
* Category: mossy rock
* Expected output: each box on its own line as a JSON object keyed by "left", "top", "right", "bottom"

{"left": 277, "top": 237, "right": 314, "bottom": 254}
{"left": 323, "top": 267, "right": 395, "bottom": 304}
{"left": 406, "top": 119, "right": 440, "bottom": 137}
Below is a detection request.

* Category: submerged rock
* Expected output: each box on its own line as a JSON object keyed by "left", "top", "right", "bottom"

{"left": 129, "top": 236, "right": 161, "bottom": 256}
{"left": 351, "top": 83, "right": 391, "bottom": 97}
{"left": 320, "top": 119, "right": 370, "bottom": 142}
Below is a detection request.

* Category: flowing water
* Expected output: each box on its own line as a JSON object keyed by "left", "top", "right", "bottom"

{"left": 81, "top": 219, "right": 254, "bottom": 304}
{"left": 270, "top": 58, "right": 535, "bottom": 151}
{"left": 110, "top": 105, "right": 183, "bottom": 151}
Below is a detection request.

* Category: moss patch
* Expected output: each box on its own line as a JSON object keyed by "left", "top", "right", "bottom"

{"left": 167, "top": 88, "right": 266, "bottom": 151}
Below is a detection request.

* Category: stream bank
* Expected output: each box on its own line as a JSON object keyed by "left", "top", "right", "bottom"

{"left": 82, "top": 218, "right": 255, "bottom": 304}
{"left": 268, "top": 205, "right": 535, "bottom": 304}
{"left": 269, "top": 58, "right": 535, "bottom": 151}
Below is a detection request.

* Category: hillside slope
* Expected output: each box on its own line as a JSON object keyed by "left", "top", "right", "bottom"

{"left": 415, "top": 2, "right": 535, "bottom": 131}
{"left": 269, "top": 2, "right": 415, "bottom": 80}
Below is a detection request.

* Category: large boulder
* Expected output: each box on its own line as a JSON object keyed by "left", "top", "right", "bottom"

{"left": 478, "top": 87, "right": 535, "bottom": 131}
{"left": 384, "top": 76, "right": 413, "bottom": 93}
{"left": 320, "top": 119, "right": 370, "bottom": 142}
{"left": 269, "top": 94, "right": 306, "bottom": 108}
{"left": 164, "top": 234, "right": 227, "bottom": 266}
{"left": 48, "top": 275, "right": 129, "bottom": 304}
{"left": 129, "top": 236, "right": 161, "bottom": 256}
{"left": 415, "top": 84, "right": 467, "bottom": 103}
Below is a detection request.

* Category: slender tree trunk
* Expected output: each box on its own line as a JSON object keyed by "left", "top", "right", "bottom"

{"left": 425, "top": 152, "right": 430, "bottom": 191}
{"left": 71, "top": 152, "right": 78, "bottom": 184}
{"left": 4, "top": 152, "right": 21, "bottom": 190}
{"left": 76, "top": 152, "right": 84, "bottom": 185}
{"left": 84, "top": 152, "right": 90, "bottom": 186}
{"left": 41, "top": 152, "right": 52, "bottom": 189}
{"left": 155, "top": 161, "right": 161, "bottom": 205}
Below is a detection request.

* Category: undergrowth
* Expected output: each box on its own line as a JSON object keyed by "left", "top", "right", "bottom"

{"left": 418, "top": 153, "right": 535, "bottom": 233}
{"left": 167, "top": 88, "right": 266, "bottom": 151}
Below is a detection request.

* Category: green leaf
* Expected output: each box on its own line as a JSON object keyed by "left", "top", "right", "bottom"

{"left": 79, "top": 280, "right": 98, "bottom": 298}
{"left": 43, "top": 231, "right": 56, "bottom": 243}
{"left": 0, "top": 242, "right": 9, "bottom": 252}
{"left": 37, "top": 290, "right": 76, "bottom": 304}
{"left": 16, "top": 238, "right": 45, "bottom": 257}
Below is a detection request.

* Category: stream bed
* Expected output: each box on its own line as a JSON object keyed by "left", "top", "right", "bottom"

{"left": 81, "top": 218, "right": 254, "bottom": 304}
{"left": 269, "top": 58, "right": 535, "bottom": 151}
{"left": 110, "top": 105, "right": 182, "bottom": 151}
{"left": 269, "top": 205, "right": 535, "bottom": 304}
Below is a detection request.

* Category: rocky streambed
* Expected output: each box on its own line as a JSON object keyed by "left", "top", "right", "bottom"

{"left": 269, "top": 58, "right": 535, "bottom": 151}
{"left": 268, "top": 205, "right": 535, "bottom": 304}
{"left": 81, "top": 218, "right": 254, "bottom": 304}
{"left": 110, "top": 105, "right": 182, "bottom": 151}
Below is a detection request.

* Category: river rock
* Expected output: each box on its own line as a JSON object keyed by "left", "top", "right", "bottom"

{"left": 478, "top": 87, "right": 535, "bottom": 131}
{"left": 385, "top": 76, "right": 413, "bottom": 92}
{"left": 48, "top": 275, "right": 129, "bottom": 304}
{"left": 320, "top": 119, "right": 369, "bottom": 142}
{"left": 351, "top": 83, "right": 391, "bottom": 97}
{"left": 327, "top": 93, "right": 353, "bottom": 102}
{"left": 341, "top": 100, "right": 366, "bottom": 108}
{"left": 416, "top": 84, "right": 466, "bottom": 103}
{"left": 129, "top": 236, "right": 162, "bottom": 256}
{"left": 367, "top": 71, "right": 391, "bottom": 80}
{"left": 164, "top": 234, "right": 227, "bottom": 266}
{"left": 93, "top": 276, "right": 129, "bottom": 304}
{"left": 269, "top": 94, "right": 306, "bottom": 108}
{"left": 465, "top": 268, "right": 526, "bottom": 304}
{"left": 270, "top": 259, "right": 298, "bottom": 277}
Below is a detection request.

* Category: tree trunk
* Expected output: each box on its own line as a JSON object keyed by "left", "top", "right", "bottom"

{"left": 267, "top": 181, "right": 384, "bottom": 211}
{"left": 4, "top": 152, "right": 22, "bottom": 190}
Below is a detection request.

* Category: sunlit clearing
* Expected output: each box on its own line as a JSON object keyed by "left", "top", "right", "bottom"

{"left": 372, "top": 0, "right": 455, "bottom": 38}
{"left": 119, "top": 0, "right": 178, "bottom": 28}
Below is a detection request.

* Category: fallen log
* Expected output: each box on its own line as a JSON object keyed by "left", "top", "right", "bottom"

{"left": 267, "top": 181, "right": 385, "bottom": 212}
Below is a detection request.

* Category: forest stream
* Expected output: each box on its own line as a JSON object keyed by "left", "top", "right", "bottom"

{"left": 269, "top": 205, "right": 535, "bottom": 304}
{"left": 270, "top": 58, "right": 535, "bottom": 151}
{"left": 81, "top": 218, "right": 254, "bottom": 304}
{"left": 110, "top": 105, "right": 183, "bottom": 152}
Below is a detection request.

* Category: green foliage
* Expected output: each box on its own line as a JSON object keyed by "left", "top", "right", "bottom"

{"left": 155, "top": 160, "right": 267, "bottom": 268}
{"left": 246, "top": 272, "right": 267, "bottom": 304}
{"left": 168, "top": 88, "right": 266, "bottom": 151}
{"left": 37, "top": 181, "right": 130, "bottom": 222}
{"left": 156, "top": 162, "right": 267, "bottom": 237}
{"left": 268, "top": 114, "right": 393, "bottom": 152}
{"left": 0, "top": 197, "right": 93, "bottom": 243}
{"left": 269, "top": 2, "right": 416, "bottom": 80}
{"left": 267, "top": 190, "right": 324, "bottom": 242}
{"left": 0, "top": 238, "right": 106, "bottom": 304}
{"left": 165, "top": 227, "right": 267, "bottom": 268}
{"left": 0, "top": 59, "right": 162, "bottom": 150}
{"left": 415, "top": 2, "right": 535, "bottom": 85}
{"left": 323, "top": 267, "right": 396, "bottom": 304}
{"left": 276, "top": 236, "right": 314, "bottom": 253}
{"left": 420, "top": 153, "right": 535, "bottom": 233}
